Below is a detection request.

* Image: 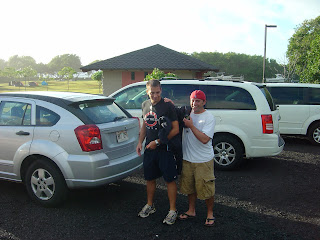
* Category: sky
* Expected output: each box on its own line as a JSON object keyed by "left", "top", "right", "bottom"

{"left": 1, "top": 0, "right": 319, "bottom": 66}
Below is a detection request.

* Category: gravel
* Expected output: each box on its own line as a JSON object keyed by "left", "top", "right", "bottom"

{"left": 0, "top": 135, "right": 319, "bottom": 240}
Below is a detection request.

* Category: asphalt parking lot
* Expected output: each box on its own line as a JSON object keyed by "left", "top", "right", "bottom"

{"left": 0, "top": 136, "right": 319, "bottom": 240}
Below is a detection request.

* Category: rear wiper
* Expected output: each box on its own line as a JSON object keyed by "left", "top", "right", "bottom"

{"left": 113, "top": 116, "right": 126, "bottom": 121}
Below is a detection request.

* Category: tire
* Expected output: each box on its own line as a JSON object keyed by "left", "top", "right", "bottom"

{"left": 213, "top": 135, "right": 244, "bottom": 170}
{"left": 308, "top": 122, "right": 320, "bottom": 145}
{"left": 25, "top": 159, "right": 68, "bottom": 207}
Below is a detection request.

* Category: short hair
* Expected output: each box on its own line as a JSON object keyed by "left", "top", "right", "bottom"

{"left": 146, "top": 79, "right": 161, "bottom": 88}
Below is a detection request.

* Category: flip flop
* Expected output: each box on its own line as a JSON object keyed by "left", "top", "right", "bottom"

{"left": 204, "top": 217, "right": 215, "bottom": 227}
{"left": 178, "top": 212, "right": 196, "bottom": 220}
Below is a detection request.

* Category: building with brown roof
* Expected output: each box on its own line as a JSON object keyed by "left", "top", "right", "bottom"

{"left": 81, "top": 44, "right": 219, "bottom": 95}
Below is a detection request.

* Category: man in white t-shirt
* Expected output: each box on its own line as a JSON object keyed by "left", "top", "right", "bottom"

{"left": 178, "top": 90, "right": 216, "bottom": 227}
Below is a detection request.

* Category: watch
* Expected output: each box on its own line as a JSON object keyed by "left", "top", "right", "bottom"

{"left": 155, "top": 139, "right": 160, "bottom": 147}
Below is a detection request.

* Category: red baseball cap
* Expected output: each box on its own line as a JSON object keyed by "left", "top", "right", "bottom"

{"left": 190, "top": 90, "right": 206, "bottom": 101}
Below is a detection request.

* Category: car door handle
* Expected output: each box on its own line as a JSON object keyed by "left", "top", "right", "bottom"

{"left": 16, "top": 131, "right": 30, "bottom": 136}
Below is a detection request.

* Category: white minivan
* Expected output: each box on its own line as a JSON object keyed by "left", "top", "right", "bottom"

{"left": 110, "top": 79, "right": 284, "bottom": 170}
{"left": 267, "top": 83, "right": 320, "bottom": 145}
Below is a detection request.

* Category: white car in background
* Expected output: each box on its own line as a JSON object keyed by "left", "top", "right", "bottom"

{"left": 110, "top": 79, "right": 284, "bottom": 170}
{"left": 267, "top": 83, "right": 320, "bottom": 145}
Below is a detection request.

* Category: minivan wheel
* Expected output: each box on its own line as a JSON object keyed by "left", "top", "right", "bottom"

{"left": 308, "top": 122, "right": 320, "bottom": 145}
{"left": 213, "top": 135, "right": 244, "bottom": 170}
{"left": 25, "top": 159, "right": 68, "bottom": 207}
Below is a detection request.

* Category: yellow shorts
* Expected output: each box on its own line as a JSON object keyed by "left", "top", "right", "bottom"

{"left": 180, "top": 159, "right": 215, "bottom": 200}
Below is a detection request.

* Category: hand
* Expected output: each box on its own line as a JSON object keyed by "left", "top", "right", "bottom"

{"left": 164, "top": 98, "right": 174, "bottom": 105}
{"left": 183, "top": 116, "right": 193, "bottom": 128}
{"left": 136, "top": 143, "right": 142, "bottom": 156}
{"left": 146, "top": 140, "right": 157, "bottom": 150}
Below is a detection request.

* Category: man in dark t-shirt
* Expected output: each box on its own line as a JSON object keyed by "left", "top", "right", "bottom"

{"left": 136, "top": 79, "right": 179, "bottom": 225}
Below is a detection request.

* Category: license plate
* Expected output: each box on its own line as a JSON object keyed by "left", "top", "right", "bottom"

{"left": 116, "top": 130, "right": 128, "bottom": 143}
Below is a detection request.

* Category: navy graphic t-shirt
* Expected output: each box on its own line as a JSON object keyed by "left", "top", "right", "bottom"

{"left": 142, "top": 98, "right": 178, "bottom": 146}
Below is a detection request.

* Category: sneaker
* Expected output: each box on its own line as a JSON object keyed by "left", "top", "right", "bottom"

{"left": 163, "top": 210, "right": 178, "bottom": 225}
{"left": 138, "top": 204, "right": 156, "bottom": 218}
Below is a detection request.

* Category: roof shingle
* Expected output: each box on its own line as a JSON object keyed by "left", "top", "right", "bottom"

{"left": 81, "top": 44, "right": 219, "bottom": 72}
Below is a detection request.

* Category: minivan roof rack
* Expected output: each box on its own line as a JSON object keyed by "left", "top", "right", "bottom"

{"left": 159, "top": 77, "right": 178, "bottom": 80}
{"left": 205, "top": 73, "right": 244, "bottom": 82}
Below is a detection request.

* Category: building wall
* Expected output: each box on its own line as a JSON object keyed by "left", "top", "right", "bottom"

{"left": 102, "top": 71, "right": 122, "bottom": 96}
{"left": 102, "top": 69, "right": 207, "bottom": 96}
{"left": 171, "top": 70, "right": 194, "bottom": 79}
{"left": 122, "top": 71, "right": 145, "bottom": 86}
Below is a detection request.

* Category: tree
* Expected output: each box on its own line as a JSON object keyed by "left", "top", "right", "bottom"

{"left": 89, "top": 60, "right": 103, "bottom": 65}
{"left": 277, "top": 54, "right": 299, "bottom": 82}
{"left": 287, "top": 16, "right": 320, "bottom": 83}
{"left": 0, "top": 67, "right": 18, "bottom": 82}
{"left": 48, "top": 54, "right": 82, "bottom": 74}
{"left": 190, "top": 52, "right": 282, "bottom": 82}
{"left": 91, "top": 70, "right": 103, "bottom": 93}
{"left": 299, "top": 34, "right": 320, "bottom": 83}
{"left": 0, "top": 59, "right": 6, "bottom": 70}
{"left": 144, "top": 68, "right": 177, "bottom": 81}
{"left": 58, "top": 67, "right": 76, "bottom": 91}
{"left": 7, "top": 55, "right": 37, "bottom": 70}
{"left": 34, "top": 62, "right": 50, "bottom": 75}
{"left": 17, "top": 66, "right": 37, "bottom": 90}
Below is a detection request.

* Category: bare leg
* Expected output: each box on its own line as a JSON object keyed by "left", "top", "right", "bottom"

{"left": 205, "top": 196, "right": 215, "bottom": 225}
{"left": 147, "top": 180, "right": 156, "bottom": 206}
{"left": 179, "top": 192, "right": 197, "bottom": 219}
{"left": 166, "top": 181, "right": 177, "bottom": 211}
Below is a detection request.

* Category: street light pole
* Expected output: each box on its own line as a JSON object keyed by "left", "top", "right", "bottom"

{"left": 262, "top": 24, "right": 277, "bottom": 83}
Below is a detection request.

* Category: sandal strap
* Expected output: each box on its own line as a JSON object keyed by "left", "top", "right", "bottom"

{"left": 182, "top": 213, "right": 195, "bottom": 217}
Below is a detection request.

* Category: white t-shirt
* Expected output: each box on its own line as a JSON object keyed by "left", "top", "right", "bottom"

{"left": 182, "top": 110, "right": 215, "bottom": 163}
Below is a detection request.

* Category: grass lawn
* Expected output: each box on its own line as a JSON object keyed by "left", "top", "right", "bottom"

{"left": 0, "top": 79, "right": 102, "bottom": 95}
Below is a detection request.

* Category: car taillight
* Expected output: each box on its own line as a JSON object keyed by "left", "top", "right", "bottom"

{"left": 132, "top": 116, "right": 140, "bottom": 129}
{"left": 261, "top": 115, "right": 274, "bottom": 134}
{"left": 74, "top": 124, "right": 102, "bottom": 152}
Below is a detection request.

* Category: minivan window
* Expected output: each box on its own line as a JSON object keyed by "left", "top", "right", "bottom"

{"left": 201, "top": 85, "right": 256, "bottom": 110}
{"left": 162, "top": 84, "right": 200, "bottom": 107}
{"left": 113, "top": 85, "right": 147, "bottom": 109}
{"left": 113, "top": 84, "right": 200, "bottom": 108}
{"left": 267, "top": 87, "right": 305, "bottom": 105}
{"left": 308, "top": 87, "right": 320, "bottom": 104}
{"left": 259, "top": 86, "right": 276, "bottom": 111}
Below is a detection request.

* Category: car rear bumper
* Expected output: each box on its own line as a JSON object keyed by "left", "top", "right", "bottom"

{"left": 246, "top": 134, "right": 285, "bottom": 158}
{"left": 57, "top": 151, "right": 143, "bottom": 188}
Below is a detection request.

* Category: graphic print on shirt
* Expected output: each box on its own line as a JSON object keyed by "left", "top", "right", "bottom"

{"left": 144, "top": 111, "right": 158, "bottom": 129}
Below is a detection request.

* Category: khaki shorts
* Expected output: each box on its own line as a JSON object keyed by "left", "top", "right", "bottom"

{"left": 180, "top": 159, "right": 216, "bottom": 200}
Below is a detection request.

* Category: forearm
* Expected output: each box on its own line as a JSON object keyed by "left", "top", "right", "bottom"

{"left": 138, "top": 123, "right": 146, "bottom": 144}
{"left": 189, "top": 125, "right": 211, "bottom": 144}
{"left": 167, "top": 121, "right": 179, "bottom": 140}
{"left": 136, "top": 122, "right": 146, "bottom": 155}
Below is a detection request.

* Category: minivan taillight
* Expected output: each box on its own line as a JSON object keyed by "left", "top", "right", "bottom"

{"left": 74, "top": 124, "right": 102, "bottom": 152}
{"left": 261, "top": 115, "right": 274, "bottom": 134}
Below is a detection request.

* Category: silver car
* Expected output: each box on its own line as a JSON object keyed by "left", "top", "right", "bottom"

{"left": 0, "top": 91, "right": 143, "bottom": 207}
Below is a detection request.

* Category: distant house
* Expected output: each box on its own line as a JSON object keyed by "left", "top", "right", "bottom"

{"left": 81, "top": 44, "right": 219, "bottom": 96}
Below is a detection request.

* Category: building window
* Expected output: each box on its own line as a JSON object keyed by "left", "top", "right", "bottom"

{"left": 144, "top": 72, "right": 148, "bottom": 78}
{"left": 131, "top": 72, "right": 135, "bottom": 80}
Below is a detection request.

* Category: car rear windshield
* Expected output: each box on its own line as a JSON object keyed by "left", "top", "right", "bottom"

{"left": 76, "top": 100, "right": 128, "bottom": 124}
{"left": 259, "top": 86, "right": 276, "bottom": 111}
